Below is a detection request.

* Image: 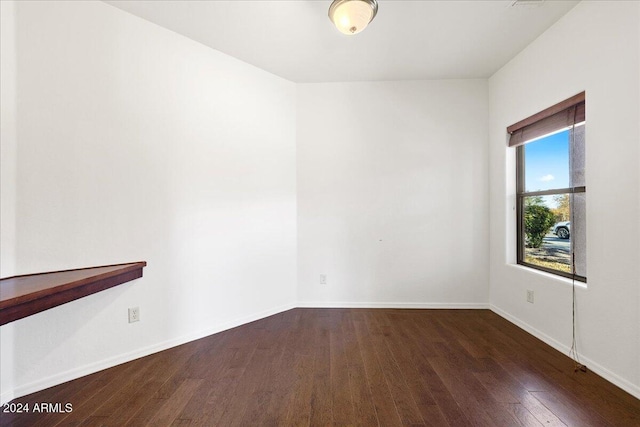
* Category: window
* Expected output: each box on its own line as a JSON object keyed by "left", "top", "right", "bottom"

{"left": 509, "top": 93, "right": 586, "bottom": 282}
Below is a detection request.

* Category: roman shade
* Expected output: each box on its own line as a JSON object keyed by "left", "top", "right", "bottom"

{"left": 508, "top": 92, "right": 585, "bottom": 147}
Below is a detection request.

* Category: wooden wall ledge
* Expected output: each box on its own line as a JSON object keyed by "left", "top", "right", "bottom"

{"left": 0, "top": 262, "right": 147, "bottom": 326}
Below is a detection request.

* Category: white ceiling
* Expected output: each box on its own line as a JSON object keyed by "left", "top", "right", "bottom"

{"left": 103, "top": 0, "right": 579, "bottom": 83}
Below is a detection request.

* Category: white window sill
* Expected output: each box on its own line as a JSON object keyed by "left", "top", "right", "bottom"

{"left": 507, "top": 263, "right": 587, "bottom": 289}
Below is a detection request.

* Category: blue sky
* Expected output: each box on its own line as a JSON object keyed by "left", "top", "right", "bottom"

{"left": 524, "top": 129, "right": 569, "bottom": 208}
{"left": 525, "top": 129, "right": 569, "bottom": 191}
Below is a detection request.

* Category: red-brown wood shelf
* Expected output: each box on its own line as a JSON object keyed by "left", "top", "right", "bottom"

{"left": 0, "top": 261, "right": 147, "bottom": 326}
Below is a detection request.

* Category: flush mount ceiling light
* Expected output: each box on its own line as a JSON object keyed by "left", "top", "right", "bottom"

{"left": 328, "top": 0, "right": 378, "bottom": 35}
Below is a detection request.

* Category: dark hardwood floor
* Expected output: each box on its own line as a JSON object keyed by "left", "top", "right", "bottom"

{"left": 1, "top": 308, "right": 638, "bottom": 426}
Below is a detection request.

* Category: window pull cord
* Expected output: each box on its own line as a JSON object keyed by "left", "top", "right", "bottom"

{"left": 568, "top": 132, "right": 586, "bottom": 373}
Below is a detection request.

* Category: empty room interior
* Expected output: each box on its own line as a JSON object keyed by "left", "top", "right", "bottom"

{"left": 1, "top": 0, "right": 639, "bottom": 425}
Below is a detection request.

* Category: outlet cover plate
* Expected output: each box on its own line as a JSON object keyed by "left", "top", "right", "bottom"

{"left": 128, "top": 307, "right": 140, "bottom": 323}
{"left": 526, "top": 290, "right": 534, "bottom": 304}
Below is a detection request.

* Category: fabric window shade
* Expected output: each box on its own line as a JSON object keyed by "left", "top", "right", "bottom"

{"left": 508, "top": 92, "right": 585, "bottom": 147}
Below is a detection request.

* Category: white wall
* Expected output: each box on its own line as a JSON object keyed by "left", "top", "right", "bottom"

{"left": 297, "top": 81, "right": 489, "bottom": 307}
{"left": 0, "top": 0, "right": 18, "bottom": 403}
{"left": 489, "top": 1, "right": 640, "bottom": 397}
{"left": 1, "top": 1, "right": 17, "bottom": 278}
{"left": 1, "top": 0, "right": 297, "bottom": 402}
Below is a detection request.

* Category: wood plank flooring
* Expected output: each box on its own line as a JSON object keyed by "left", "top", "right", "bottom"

{"left": 1, "top": 308, "right": 638, "bottom": 426}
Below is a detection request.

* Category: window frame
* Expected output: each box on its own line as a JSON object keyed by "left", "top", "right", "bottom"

{"left": 510, "top": 93, "right": 586, "bottom": 282}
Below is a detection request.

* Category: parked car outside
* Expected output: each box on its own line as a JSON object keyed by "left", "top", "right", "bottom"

{"left": 553, "top": 221, "right": 570, "bottom": 239}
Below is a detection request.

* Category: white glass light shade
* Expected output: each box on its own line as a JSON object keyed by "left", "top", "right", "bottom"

{"left": 329, "top": 0, "right": 378, "bottom": 35}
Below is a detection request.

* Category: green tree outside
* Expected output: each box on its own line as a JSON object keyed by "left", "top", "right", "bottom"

{"left": 524, "top": 195, "right": 545, "bottom": 207}
{"left": 524, "top": 199, "right": 556, "bottom": 248}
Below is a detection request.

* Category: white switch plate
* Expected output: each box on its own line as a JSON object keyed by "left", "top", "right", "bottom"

{"left": 320, "top": 274, "right": 327, "bottom": 285}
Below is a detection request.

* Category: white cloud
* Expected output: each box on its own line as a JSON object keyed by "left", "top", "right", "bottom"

{"left": 540, "top": 174, "right": 555, "bottom": 182}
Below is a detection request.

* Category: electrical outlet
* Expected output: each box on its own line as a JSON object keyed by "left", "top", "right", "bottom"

{"left": 320, "top": 274, "right": 327, "bottom": 285}
{"left": 526, "top": 290, "right": 534, "bottom": 304}
{"left": 128, "top": 307, "right": 140, "bottom": 323}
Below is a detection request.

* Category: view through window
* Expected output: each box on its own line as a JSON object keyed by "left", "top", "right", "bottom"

{"left": 512, "top": 94, "right": 586, "bottom": 281}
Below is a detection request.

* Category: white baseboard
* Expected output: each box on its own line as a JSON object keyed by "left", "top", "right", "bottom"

{"left": 1, "top": 302, "right": 296, "bottom": 404}
{"left": 490, "top": 304, "right": 640, "bottom": 400}
{"left": 297, "top": 301, "right": 490, "bottom": 309}
{"left": 0, "top": 390, "right": 14, "bottom": 404}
